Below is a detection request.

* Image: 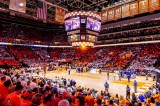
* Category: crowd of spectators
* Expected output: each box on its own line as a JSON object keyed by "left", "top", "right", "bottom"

{"left": 74, "top": 48, "right": 100, "bottom": 64}
{"left": 80, "top": 46, "right": 141, "bottom": 70}
{"left": 0, "top": 43, "right": 159, "bottom": 70}
{"left": 1, "top": 19, "right": 160, "bottom": 46}
{"left": 104, "top": 44, "right": 160, "bottom": 70}
{"left": 96, "top": 35, "right": 160, "bottom": 45}
{"left": 87, "top": 48, "right": 112, "bottom": 68}
{"left": 130, "top": 44, "right": 160, "bottom": 69}
{"left": 106, "top": 47, "right": 137, "bottom": 69}
{"left": 101, "top": 19, "right": 160, "bottom": 34}
{"left": 99, "top": 27, "right": 160, "bottom": 41}
{"left": 99, "top": 19, "right": 160, "bottom": 44}
{"left": 2, "top": 59, "right": 20, "bottom": 66}
{"left": 0, "top": 46, "right": 13, "bottom": 59}
{"left": 0, "top": 23, "right": 68, "bottom": 46}
{"left": 0, "top": 68, "right": 159, "bottom": 106}
{"left": 0, "top": 46, "right": 20, "bottom": 66}
{"left": 9, "top": 46, "right": 41, "bottom": 66}
{"left": 31, "top": 47, "right": 50, "bottom": 61}
{"left": 49, "top": 48, "right": 61, "bottom": 60}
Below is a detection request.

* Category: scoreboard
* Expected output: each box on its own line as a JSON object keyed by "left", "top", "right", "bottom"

{"left": 64, "top": 11, "right": 101, "bottom": 46}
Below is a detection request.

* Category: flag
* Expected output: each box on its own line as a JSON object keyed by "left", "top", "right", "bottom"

{"left": 55, "top": 7, "right": 65, "bottom": 23}
{"left": 9, "top": 0, "right": 26, "bottom": 13}
{"left": 37, "top": 0, "right": 47, "bottom": 20}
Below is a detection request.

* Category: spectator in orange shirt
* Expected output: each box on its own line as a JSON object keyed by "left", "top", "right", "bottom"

{"left": 21, "top": 91, "right": 32, "bottom": 106}
{"left": 125, "top": 98, "right": 131, "bottom": 106}
{"left": 154, "top": 92, "right": 160, "bottom": 106}
{"left": 119, "top": 96, "right": 125, "bottom": 106}
{"left": 85, "top": 92, "right": 94, "bottom": 106}
{"left": 52, "top": 92, "right": 60, "bottom": 106}
{"left": 0, "top": 80, "right": 11, "bottom": 105}
{"left": 105, "top": 99, "right": 110, "bottom": 105}
{"left": 94, "top": 98, "right": 102, "bottom": 106}
{"left": 146, "top": 96, "right": 151, "bottom": 105}
{"left": 70, "top": 92, "right": 76, "bottom": 104}
{"left": 5, "top": 84, "right": 23, "bottom": 106}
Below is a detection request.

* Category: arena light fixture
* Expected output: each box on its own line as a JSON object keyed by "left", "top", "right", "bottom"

{"left": 19, "top": 2, "right": 24, "bottom": 7}
{"left": 72, "top": 42, "right": 94, "bottom": 47}
{"left": 64, "top": 11, "right": 101, "bottom": 20}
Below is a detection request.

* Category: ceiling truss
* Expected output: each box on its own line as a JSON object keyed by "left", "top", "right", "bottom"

{"left": 46, "top": 0, "right": 117, "bottom": 12}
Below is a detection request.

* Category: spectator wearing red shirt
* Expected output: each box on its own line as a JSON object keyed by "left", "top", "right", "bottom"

{"left": 5, "top": 84, "right": 23, "bottom": 106}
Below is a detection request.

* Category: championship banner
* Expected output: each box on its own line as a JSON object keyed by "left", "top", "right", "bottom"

{"left": 9, "top": 0, "right": 26, "bottom": 13}
{"left": 114, "top": 6, "right": 121, "bottom": 20}
{"left": 108, "top": 8, "right": 114, "bottom": 21}
{"left": 55, "top": 7, "right": 65, "bottom": 23}
{"left": 122, "top": 4, "right": 130, "bottom": 18}
{"left": 139, "top": 0, "right": 148, "bottom": 14}
{"left": 129, "top": 1, "right": 138, "bottom": 16}
{"left": 149, "top": 0, "right": 160, "bottom": 12}
{"left": 101, "top": 10, "right": 108, "bottom": 23}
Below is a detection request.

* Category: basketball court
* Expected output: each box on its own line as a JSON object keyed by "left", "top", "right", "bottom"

{"left": 32, "top": 69, "right": 155, "bottom": 97}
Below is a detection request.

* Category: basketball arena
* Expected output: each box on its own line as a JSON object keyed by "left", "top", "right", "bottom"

{"left": 0, "top": 0, "right": 160, "bottom": 106}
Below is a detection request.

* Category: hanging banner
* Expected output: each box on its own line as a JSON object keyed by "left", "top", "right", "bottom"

{"left": 9, "top": 0, "right": 26, "bottom": 13}
{"left": 55, "top": 7, "right": 65, "bottom": 23}
{"left": 149, "top": 0, "right": 160, "bottom": 12}
{"left": 108, "top": 8, "right": 114, "bottom": 21}
{"left": 139, "top": 0, "right": 148, "bottom": 14}
{"left": 101, "top": 10, "right": 108, "bottom": 23}
{"left": 114, "top": 6, "right": 122, "bottom": 20}
{"left": 129, "top": 1, "right": 139, "bottom": 16}
{"left": 122, "top": 4, "right": 130, "bottom": 18}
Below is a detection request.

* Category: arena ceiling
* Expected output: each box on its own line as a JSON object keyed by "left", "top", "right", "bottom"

{"left": 46, "top": 0, "right": 119, "bottom": 12}
{"left": 0, "top": 0, "right": 122, "bottom": 26}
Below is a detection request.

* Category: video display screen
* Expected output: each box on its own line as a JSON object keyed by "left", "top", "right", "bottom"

{"left": 86, "top": 17, "right": 101, "bottom": 32}
{"left": 68, "top": 34, "right": 80, "bottom": 42}
{"left": 87, "top": 35, "right": 97, "bottom": 42}
{"left": 72, "top": 17, "right": 80, "bottom": 30}
{"left": 65, "top": 19, "right": 72, "bottom": 31}
{"left": 65, "top": 17, "right": 80, "bottom": 31}
{"left": 86, "top": 17, "right": 94, "bottom": 30}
